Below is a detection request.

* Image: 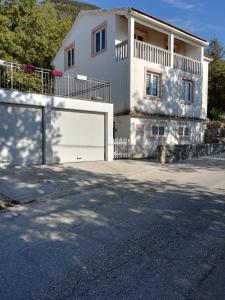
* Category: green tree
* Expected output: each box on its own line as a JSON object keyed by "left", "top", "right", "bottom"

{"left": 208, "top": 58, "right": 225, "bottom": 118}
{"left": 0, "top": 0, "right": 72, "bottom": 68}
{"left": 205, "top": 38, "right": 225, "bottom": 60}
{"left": 206, "top": 38, "right": 225, "bottom": 118}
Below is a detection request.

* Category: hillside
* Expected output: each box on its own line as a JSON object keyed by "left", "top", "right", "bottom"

{"left": 48, "top": 0, "right": 99, "bottom": 20}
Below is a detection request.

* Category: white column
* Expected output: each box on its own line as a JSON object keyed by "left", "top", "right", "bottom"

{"left": 168, "top": 33, "right": 174, "bottom": 68}
{"left": 200, "top": 46, "right": 204, "bottom": 62}
{"left": 128, "top": 16, "right": 134, "bottom": 110}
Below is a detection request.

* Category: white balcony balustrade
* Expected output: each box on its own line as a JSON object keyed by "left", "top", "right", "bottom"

{"left": 115, "top": 39, "right": 203, "bottom": 76}
{"left": 173, "top": 53, "right": 202, "bottom": 75}
{"left": 115, "top": 40, "right": 128, "bottom": 62}
{"left": 134, "top": 40, "right": 171, "bottom": 67}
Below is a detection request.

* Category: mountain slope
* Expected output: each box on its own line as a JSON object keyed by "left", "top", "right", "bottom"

{"left": 48, "top": 0, "right": 99, "bottom": 20}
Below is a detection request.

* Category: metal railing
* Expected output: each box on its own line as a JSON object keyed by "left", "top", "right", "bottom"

{"left": 0, "top": 60, "right": 111, "bottom": 103}
{"left": 115, "top": 40, "right": 128, "bottom": 62}
{"left": 173, "top": 53, "right": 202, "bottom": 75}
{"left": 134, "top": 40, "right": 171, "bottom": 67}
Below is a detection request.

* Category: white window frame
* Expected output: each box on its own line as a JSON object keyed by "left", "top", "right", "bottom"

{"left": 182, "top": 79, "right": 194, "bottom": 103}
{"left": 145, "top": 69, "right": 162, "bottom": 99}
{"left": 178, "top": 125, "right": 190, "bottom": 137}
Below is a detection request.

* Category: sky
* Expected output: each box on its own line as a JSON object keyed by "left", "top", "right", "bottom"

{"left": 85, "top": 0, "right": 225, "bottom": 45}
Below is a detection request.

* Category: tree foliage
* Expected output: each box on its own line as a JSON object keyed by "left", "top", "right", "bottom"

{"left": 0, "top": 0, "right": 97, "bottom": 68}
{"left": 207, "top": 38, "right": 225, "bottom": 119}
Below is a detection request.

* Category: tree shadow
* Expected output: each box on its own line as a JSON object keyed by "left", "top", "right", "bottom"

{"left": 0, "top": 89, "right": 65, "bottom": 166}
{"left": 0, "top": 160, "right": 225, "bottom": 299}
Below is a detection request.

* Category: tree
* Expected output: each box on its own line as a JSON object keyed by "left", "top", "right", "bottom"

{"left": 207, "top": 38, "right": 225, "bottom": 118}
{"left": 205, "top": 38, "right": 225, "bottom": 60}
{"left": 0, "top": 0, "right": 72, "bottom": 68}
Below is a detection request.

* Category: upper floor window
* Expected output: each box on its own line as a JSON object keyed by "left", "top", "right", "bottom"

{"left": 64, "top": 43, "right": 75, "bottom": 70}
{"left": 134, "top": 33, "right": 144, "bottom": 42}
{"left": 92, "top": 22, "right": 107, "bottom": 56}
{"left": 145, "top": 69, "right": 161, "bottom": 99}
{"left": 182, "top": 79, "right": 193, "bottom": 102}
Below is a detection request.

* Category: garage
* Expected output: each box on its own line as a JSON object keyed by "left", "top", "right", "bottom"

{"left": 51, "top": 109, "right": 105, "bottom": 163}
{"left": 0, "top": 103, "right": 43, "bottom": 166}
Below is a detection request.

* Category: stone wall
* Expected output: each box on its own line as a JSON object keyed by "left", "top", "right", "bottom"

{"left": 205, "top": 122, "right": 225, "bottom": 143}
{"left": 157, "top": 143, "right": 225, "bottom": 164}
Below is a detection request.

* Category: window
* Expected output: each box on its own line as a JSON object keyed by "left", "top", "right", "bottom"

{"left": 179, "top": 126, "right": 190, "bottom": 136}
{"left": 92, "top": 22, "right": 107, "bottom": 56}
{"left": 152, "top": 125, "right": 165, "bottom": 136}
{"left": 134, "top": 33, "right": 144, "bottom": 42}
{"left": 64, "top": 44, "right": 75, "bottom": 70}
{"left": 145, "top": 70, "right": 161, "bottom": 98}
{"left": 182, "top": 79, "right": 193, "bottom": 102}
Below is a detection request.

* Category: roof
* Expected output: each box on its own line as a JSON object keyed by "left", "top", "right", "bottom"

{"left": 80, "top": 7, "right": 208, "bottom": 45}
{"left": 130, "top": 8, "right": 208, "bottom": 44}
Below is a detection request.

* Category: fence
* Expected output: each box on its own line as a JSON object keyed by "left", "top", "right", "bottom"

{"left": 0, "top": 60, "right": 111, "bottom": 103}
{"left": 114, "top": 137, "right": 131, "bottom": 159}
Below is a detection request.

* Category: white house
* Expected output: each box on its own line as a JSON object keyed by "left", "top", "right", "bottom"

{"left": 53, "top": 7, "right": 211, "bottom": 158}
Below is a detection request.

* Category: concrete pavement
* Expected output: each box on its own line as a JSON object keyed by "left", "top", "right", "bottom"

{"left": 0, "top": 154, "right": 225, "bottom": 299}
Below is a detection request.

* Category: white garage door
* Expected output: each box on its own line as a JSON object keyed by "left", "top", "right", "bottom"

{"left": 0, "top": 104, "right": 43, "bottom": 166}
{"left": 51, "top": 110, "right": 105, "bottom": 163}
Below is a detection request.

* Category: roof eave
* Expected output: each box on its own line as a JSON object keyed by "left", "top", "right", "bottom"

{"left": 130, "top": 7, "right": 208, "bottom": 46}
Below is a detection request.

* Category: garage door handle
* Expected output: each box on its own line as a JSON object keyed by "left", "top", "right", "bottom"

{"left": 77, "top": 157, "right": 82, "bottom": 160}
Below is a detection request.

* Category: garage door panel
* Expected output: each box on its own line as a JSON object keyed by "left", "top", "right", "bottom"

{"left": 52, "top": 110, "right": 105, "bottom": 163}
{"left": 0, "top": 104, "right": 43, "bottom": 166}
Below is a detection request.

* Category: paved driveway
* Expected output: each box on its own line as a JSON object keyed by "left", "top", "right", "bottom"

{"left": 0, "top": 154, "right": 225, "bottom": 299}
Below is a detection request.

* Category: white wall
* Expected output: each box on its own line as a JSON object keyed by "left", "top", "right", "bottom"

{"left": 53, "top": 13, "right": 129, "bottom": 114}
{"left": 0, "top": 89, "right": 114, "bottom": 163}
{"left": 115, "top": 15, "right": 128, "bottom": 44}
{"left": 130, "top": 117, "right": 205, "bottom": 158}
{"left": 202, "top": 59, "right": 209, "bottom": 117}
{"left": 114, "top": 115, "right": 130, "bottom": 138}
{"left": 131, "top": 58, "right": 206, "bottom": 119}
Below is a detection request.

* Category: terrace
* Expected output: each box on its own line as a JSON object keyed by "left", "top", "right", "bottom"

{"left": 0, "top": 60, "right": 111, "bottom": 103}
{"left": 115, "top": 17, "right": 203, "bottom": 76}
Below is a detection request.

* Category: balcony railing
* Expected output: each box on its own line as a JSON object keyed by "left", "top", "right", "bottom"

{"left": 115, "top": 40, "right": 128, "bottom": 61}
{"left": 173, "top": 53, "right": 202, "bottom": 75}
{"left": 116, "top": 40, "right": 203, "bottom": 76}
{"left": 134, "top": 40, "right": 171, "bottom": 67}
{"left": 0, "top": 60, "right": 111, "bottom": 103}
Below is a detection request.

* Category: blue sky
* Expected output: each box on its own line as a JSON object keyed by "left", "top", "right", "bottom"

{"left": 86, "top": 0, "right": 225, "bottom": 45}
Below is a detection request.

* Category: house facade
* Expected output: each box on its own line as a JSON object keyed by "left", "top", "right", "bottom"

{"left": 53, "top": 7, "right": 210, "bottom": 158}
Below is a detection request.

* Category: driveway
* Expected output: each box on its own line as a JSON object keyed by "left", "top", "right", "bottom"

{"left": 0, "top": 154, "right": 225, "bottom": 299}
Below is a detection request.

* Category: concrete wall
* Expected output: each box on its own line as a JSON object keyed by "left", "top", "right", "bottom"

{"left": 0, "top": 89, "right": 114, "bottom": 164}
{"left": 114, "top": 115, "right": 130, "bottom": 138}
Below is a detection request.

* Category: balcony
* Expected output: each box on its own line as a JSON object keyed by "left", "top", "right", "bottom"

{"left": 115, "top": 40, "right": 202, "bottom": 76}
{"left": 0, "top": 60, "right": 111, "bottom": 103}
